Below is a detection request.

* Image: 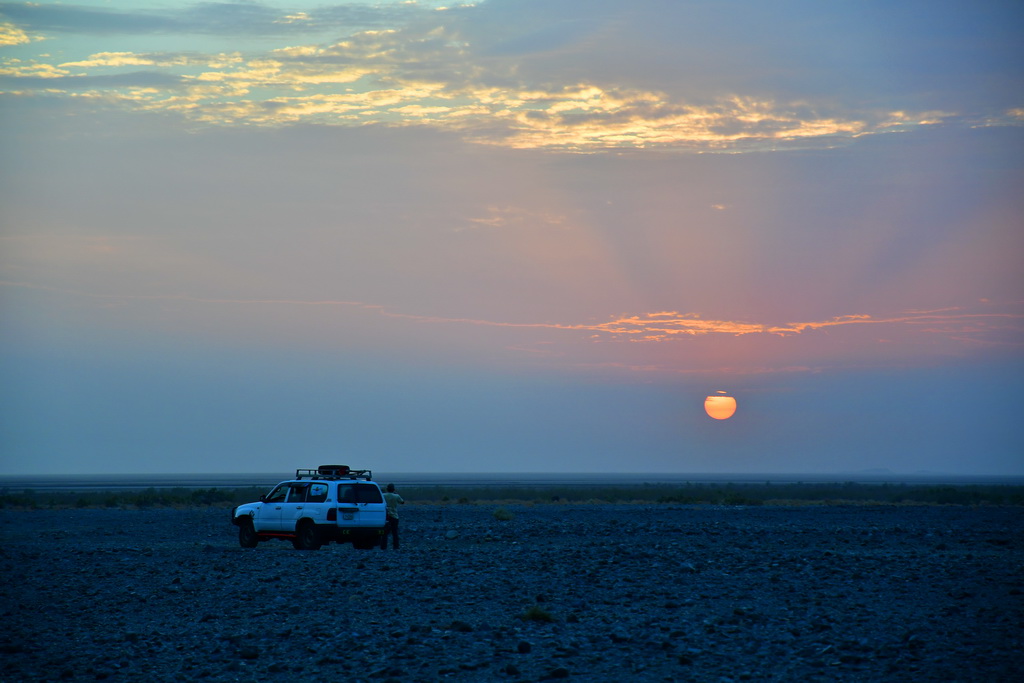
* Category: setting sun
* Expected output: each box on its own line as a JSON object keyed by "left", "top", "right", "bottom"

{"left": 705, "top": 392, "right": 737, "bottom": 420}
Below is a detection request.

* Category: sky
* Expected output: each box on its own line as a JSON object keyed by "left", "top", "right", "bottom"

{"left": 1, "top": 0, "right": 1022, "bottom": 477}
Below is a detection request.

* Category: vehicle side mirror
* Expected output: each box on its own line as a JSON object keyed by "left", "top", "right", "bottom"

{"left": 259, "top": 494, "right": 266, "bottom": 502}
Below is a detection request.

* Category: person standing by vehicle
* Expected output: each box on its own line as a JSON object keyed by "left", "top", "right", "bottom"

{"left": 380, "top": 483, "right": 404, "bottom": 549}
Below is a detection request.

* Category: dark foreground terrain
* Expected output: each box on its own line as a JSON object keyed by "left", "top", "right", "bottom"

{"left": 1, "top": 504, "right": 1021, "bottom": 681}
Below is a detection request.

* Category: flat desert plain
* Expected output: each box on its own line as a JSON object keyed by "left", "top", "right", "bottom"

{"left": 1, "top": 504, "right": 1021, "bottom": 681}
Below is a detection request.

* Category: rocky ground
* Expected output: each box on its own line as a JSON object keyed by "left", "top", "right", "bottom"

{"left": 1, "top": 503, "right": 1021, "bottom": 682}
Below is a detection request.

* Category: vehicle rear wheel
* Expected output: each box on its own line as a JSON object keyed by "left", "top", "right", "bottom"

{"left": 292, "top": 521, "right": 322, "bottom": 550}
{"left": 238, "top": 518, "right": 258, "bottom": 548}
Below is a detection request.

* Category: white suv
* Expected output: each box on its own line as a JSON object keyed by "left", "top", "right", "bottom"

{"left": 231, "top": 466, "right": 387, "bottom": 550}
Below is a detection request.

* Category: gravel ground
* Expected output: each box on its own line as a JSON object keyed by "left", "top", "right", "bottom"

{"left": 1, "top": 503, "right": 1021, "bottom": 682}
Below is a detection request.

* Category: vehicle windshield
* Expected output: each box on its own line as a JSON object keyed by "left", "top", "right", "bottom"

{"left": 264, "top": 484, "right": 288, "bottom": 503}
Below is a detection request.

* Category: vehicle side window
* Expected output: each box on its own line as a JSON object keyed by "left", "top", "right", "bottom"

{"left": 338, "top": 484, "right": 355, "bottom": 504}
{"left": 264, "top": 485, "right": 287, "bottom": 503}
{"left": 355, "top": 484, "right": 383, "bottom": 504}
{"left": 286, "top": 485, "right": 308, "bottom": 503}
{"left": 308, "top": 483, "right": 328, "bottom": 503}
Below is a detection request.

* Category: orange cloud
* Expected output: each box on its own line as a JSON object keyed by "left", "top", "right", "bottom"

{"left": 3, "top": 281, "right": 1020, "bottom": 373}
{"left": 4, "top": 279, "right": 1019, "bottom": 340}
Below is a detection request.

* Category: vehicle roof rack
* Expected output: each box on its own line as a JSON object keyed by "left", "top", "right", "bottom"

{"left": 295, "top": 465, "right": 373, "bottom": 481}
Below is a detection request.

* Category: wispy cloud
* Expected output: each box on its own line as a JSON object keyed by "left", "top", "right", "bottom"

{"left": 60, "top": 51, "right": 233, "bottom": 68}
{"left": 0, "top": 1, "right": 429, "bottom": 36}
{"left": 0, "top": 59, "right": 67, "bottom": 78}
{"left": 5, "top": 279, "right": 1019, "bottom": 359}
{"left": 465, "top": 206, "right": 569, "bottom": 229}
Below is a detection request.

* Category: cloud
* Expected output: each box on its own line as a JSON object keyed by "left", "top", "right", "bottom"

{"left": 479, "top": 17, "right": 602, "bottom": 57}
{"left": 0, "top": 1, "right": 189, "bottom": 35}
{"left": 0, "top": 59, "right": 69, "bottom": 79}
{"left": 0, "top": 19, "right": 39, "bottom": 45}
{"left": 533, "top": 308, "right": 1024, "bottom": 347}
{"left": 60, "top": 51, "right": 225, "bottom": 68}
{"left": 0, "top": 50, "right": 967, "bottom": 151}
{"left": 4, "top": 278, "right": 1019, "bottom": 373}
{"left": 0, "top": 1, "right": 429, "bottom": 36}
{"left": 0, "top": 68, "right": 186, "bottom": 90}
{"left": 3, "top": 2, "right": 1019, "bottom": 151}
{"left": 465, "top": 206, "right": 569, "bottom": 230}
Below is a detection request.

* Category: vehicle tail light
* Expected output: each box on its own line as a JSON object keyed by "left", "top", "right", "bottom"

{"left": 327, "top": 507, "right": 337, "bottom": 522}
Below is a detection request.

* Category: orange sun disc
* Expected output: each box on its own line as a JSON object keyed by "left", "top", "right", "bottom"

{"left": 704, "top": 393, "right": 737, "bottom": 420}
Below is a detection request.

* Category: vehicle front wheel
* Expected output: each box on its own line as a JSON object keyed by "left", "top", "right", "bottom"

{"left": 238, "top": 518, "right": 258, "bottom": 548}
{"left": 292, "top": 521, "right": 322, "bottom": 550}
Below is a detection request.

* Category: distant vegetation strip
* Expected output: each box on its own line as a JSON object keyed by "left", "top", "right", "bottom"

{"left": 1, "top": 482, "right": 1022, "bottom": 509}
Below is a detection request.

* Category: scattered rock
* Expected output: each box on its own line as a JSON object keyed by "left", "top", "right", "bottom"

{"left": 541, "top": 666, "right": 571, "bottom": 680}
{"left": 238, "top": 646, "right": 260, "bottom": 660}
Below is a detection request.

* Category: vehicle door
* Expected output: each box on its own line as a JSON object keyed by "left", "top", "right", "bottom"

{"left": 303, "top": 482, "right": 329, "bottom": 523}
{"left": 281, "top": 483, "right": 310, "bottom": 532}
{"left": 354, "top": 483, "right": 386, "bottom": 527}
{"left": 253, "top": 484, "right": 288, "bottom": 532}
{"left": 336, "top": 483, "right": 359, "bottom": 526}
